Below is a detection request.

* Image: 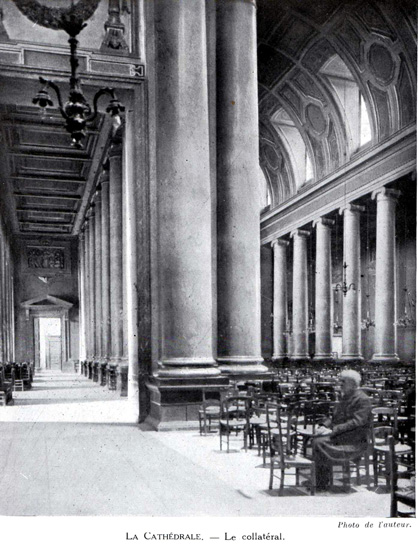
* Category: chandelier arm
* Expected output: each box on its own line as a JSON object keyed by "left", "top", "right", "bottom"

{"left": 86, "top": 87, "right": 116, "bottom": 123}
{"left": 39, "top": 77, "right": 68, "bottom": 120}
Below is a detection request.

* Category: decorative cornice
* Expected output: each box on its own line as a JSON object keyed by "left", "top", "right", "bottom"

{"left": 260, "top": 124, "right": 415, "bottom": 245}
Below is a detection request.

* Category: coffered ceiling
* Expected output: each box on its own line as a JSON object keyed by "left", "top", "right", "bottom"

{"left": 0, "top": 104, "right": 108, "bottom": 236}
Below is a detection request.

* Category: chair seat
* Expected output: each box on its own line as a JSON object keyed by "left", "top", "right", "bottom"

{"left": 272, "top": 454, "right": 314, "bottom": 468}
{"left": 250, "top": 415, "right": 267, "bottom": 425}
{"left": 297, "top": 426, "right": 316, "bottom": 437}
{"left": 374, "top": 443, "right": 412, "bottom": 454}
{"left": 199, "top": 406, "right": 220, "bottom": 416}
{"left": 220, "top": 419, "right": 247, "bottom": 427}
{"left": 395, "top": 487, "right": 415, "bottom": 507}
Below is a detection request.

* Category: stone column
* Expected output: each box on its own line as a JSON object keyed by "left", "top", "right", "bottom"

{"left": 340, "top": 204, "right": 364, "bottom": 360}
{"left": 83, "top": 221, "right": 90, "bottom": 364}
{"left": 101, "top": 167, "right": 111, "bottom": 364}
{"left": 314, "top": 217, "right": 334, "bottom": 360}
{"left": 156, "top": 0, "right": 216, "bottom": 372}
{"left": 216, "top": 0, "right": 265, "bottom": 373}
{"left": 94, "top": 187, "right": 102, "bottom": 365}
{"left": 109, "top": 135, "right": 124, "bottom": 365}
{"left": 88, "top": 207, "right": 96, "bottom": 361}
{"left": 0, "top": 233, "right": 4, "bottom": 362}
{"left": 291, "top": 230, "right": 310, "bottom": 360}
{"left": 271, "top": 238, "right": 289, "bottom": 360}
{"left": 78, "top": 229, "right": 86, "bottom": 367}
{"left": 372, "top": 188, "right": 401, "bottom": 361}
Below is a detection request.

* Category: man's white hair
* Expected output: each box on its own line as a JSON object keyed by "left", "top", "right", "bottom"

{"left": 340, "top": 369, "right": 361, "bottom": 387}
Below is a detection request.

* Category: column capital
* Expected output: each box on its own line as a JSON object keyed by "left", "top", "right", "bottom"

{"left": 371, "top": 187, "right": 401, "bottom": 202}
{"left": 338, "top": 203, "right": 365, "bottom": 216}
{"left": 313, "top": 217, "right": 335, "bottom": 228}
{"left": 290, "top": 229, "right": 310, "bottom": 239}
{"left": 271, "top": 237, "right": 289, "bottom": 249}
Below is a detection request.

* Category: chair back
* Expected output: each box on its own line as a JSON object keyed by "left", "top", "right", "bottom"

{"left": 372, "top": 406, "right": 398, "bottom": 439}
{"left": 220, "top": 396, "right": 251, "bottom": 423}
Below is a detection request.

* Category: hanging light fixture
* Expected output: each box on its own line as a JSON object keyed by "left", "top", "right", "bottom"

{"left": 395, "top": 202, "right": 415, "bottom": 328}
{"left": 361, "top": 201, "right": 375, "bottom": 330}
{"left": 14, "top": 0, "right": 125, "bottom": 149}
{"left": 395, "top": 288, "right": 416, "bottom": 327}
{"left": 334, "top": 261, "right": 356, "bottom": 296}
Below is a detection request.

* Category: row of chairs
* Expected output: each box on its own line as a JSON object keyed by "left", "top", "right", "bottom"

{"left": 0, "top": 361, "right": 33, "bottom": 392}
{"left": 200, "top": 392, "right": 415, "bottom": 508}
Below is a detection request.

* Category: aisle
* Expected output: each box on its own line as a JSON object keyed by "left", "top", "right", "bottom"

{"left": 0, "top": 371, "right": 390, "bottom": 517}
{"left": 0, "top": 371, "right": 136, "bottom": 424}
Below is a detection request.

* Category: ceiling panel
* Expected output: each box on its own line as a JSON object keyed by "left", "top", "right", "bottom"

{"left": 0, "top": 105, "right": 104, "bottom": 236}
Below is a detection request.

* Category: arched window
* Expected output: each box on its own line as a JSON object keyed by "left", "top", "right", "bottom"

{"left": 259, "top": 165, "right": 272, "bottom": 209}
{"left": 320, "top": 54, "right": 372, "bottom": 153}
{"left": 271, "top": 108, "right": 313, "bottom": 189}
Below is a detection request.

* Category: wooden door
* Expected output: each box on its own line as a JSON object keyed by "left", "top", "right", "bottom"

{"left": 46, "top": 336, "right": 62, "bottom": 370}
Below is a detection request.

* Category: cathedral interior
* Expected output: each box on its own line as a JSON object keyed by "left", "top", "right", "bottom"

{"left": 0, "top": 0, "right": 416, "bottom": 519}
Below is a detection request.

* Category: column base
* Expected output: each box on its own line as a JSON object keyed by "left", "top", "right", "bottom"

{"left": 144, "top": 370, "right": 230, "bottom": 430}
{"left": 371, "top": 354, "right": 399, "bottom": 363}
{"left": 290, "top": 354, "right": 310, "bottom": 360}
{"left": 117, "top": 363, "right": 129, "bottom": 396}
{"left": 218, "top": 364, "right": 269, "bottom": 375}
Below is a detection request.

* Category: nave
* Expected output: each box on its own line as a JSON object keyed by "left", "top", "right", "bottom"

{"left": 0, "top": 370, "right": 389, "bottom": 517}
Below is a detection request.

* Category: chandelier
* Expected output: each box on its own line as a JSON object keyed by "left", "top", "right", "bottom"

{"left": 14, "top": 0, "right": 125, "bottom": 148}
{"left": 334, "top": 262, "right": 356, "bottom": 296}
{"left": 395, "top": 288, "right": 416, "bottom": 328}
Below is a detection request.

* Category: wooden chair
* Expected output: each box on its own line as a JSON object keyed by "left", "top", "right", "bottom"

{"left": 389, "top": 435, "right": 415, "bottom": 517}
{"left": 13, "top": 379, "right": 24, "bottom": 392}
{"left": 372, "top": 407, "right": 413, "bottom": 488}
{"left": 198, "top": 399, "right": 221, "bottom": 435}
{"left": 297, "top": 400, "right": 335, "bottom": 457}
{"left": 267, "top": 405, "right": 316, "bottom": 495}
{"left": 219, "top": 396, "right": 251, "bottom": 453}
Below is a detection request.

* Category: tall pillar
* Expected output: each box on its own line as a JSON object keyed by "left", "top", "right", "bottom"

{"left": 314, "top": 217, "right": 334, "bottom": 360}
{"left": 271, "top": 238, "right": 289, "bottom": 360}
{"left": 109, "top": 134, "right": 124, "bottom": 364}
{"left": 94, "top": 187, "right": 102, "bottom": 362}
{"left": 216, "top": 0, "right": 265, "bottom": 373}
{"left": 340, "top": 204, "right": 364, "bottom": 360}
{"left": 291, "top": 230, "right": 310, "bottom": 360}
{"left": 88, "top": 207, "right": 96, "bottom": 360}
{"left": 156, "top": 0, "right": 216, "bottom": 371}
{"left": 0, "top": 233, "right": 4, "bottom": 362}
{"left": 101, "top": 167, "right": 111, "bottom": 362}
{"left": 78, "top": 229, "right": 86, "bottom": 367}
{"left": 83, "top": 221, "right": 91, "bottom": 361}
{"left": 372, "top": 188, "right": 401, "bottom": 361}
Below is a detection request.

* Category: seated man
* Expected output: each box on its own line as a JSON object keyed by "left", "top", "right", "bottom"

{"left": 312, "top": 369, "right": 372, "bottom": 490}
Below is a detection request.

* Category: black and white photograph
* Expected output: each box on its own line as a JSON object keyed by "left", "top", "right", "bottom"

{"left": 0, "top": 0, "right": 416, "bottom": 548}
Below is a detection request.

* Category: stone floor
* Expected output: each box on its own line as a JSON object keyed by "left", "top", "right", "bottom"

{"left": 0, "top": 371, "right": 392, "bottom": 517}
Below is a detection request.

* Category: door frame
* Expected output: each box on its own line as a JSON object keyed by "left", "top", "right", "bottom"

{"left": 21, "top": 295, "right": 73, "bottom": 370}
